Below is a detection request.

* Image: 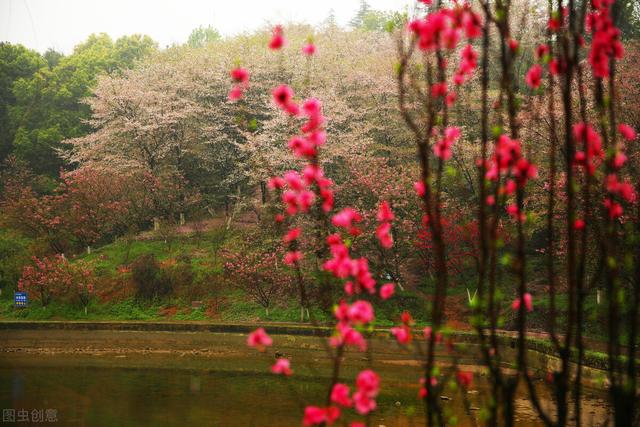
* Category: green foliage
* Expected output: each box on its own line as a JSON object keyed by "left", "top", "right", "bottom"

{"left": 6, "top": 33, "right": 157, "bottom": 176}
{"left": 0, "top": 229, "right": 33, "bottom": 293}
{"left": 186, "top": 26, "right": 221, "bottom": 48}
{"left": 615, "top": 0, "right": 640, "bottom": 39}
{"left": 349, "top": 1, "right": 405, "bottom": 32}
{"left": 349, "top": 0, "right": 372, "bottom": 28}
{"left": 0, "top": 43, "right": 46, "bottom": 160}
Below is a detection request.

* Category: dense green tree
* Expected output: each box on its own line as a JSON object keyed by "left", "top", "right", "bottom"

{"left": 349, "top": 0, "right": 371, "bottom": 28}
{"left": 186, "top": 25, "right": 221, "bottom": 48}
{"left": 0, "top": 43, "right": 45, "bottom": 161}
{"left": 616, "top": 0, "right": 640, "bottom": 39}
{"left": 8, "top": 33, "right": 157, "bottom": 176}
{"left": 42, "top": 48, "right": 64, "bottom": 69}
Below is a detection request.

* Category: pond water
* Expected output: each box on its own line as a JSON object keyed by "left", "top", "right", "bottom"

{"left": 0, "top": 330, "right": 611, "bottom": 426}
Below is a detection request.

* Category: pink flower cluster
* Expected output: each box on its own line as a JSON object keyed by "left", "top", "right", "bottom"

{"left": 483, "top": 135, "right": 537, "bottom": 221}
{"left": 330, "top": 300, "right": 374, "bottom": 351}
{"left": 525, "top": 64, "right": 543, "bottom": 89}
{"left": 271, "top": 358, "right": 292, "bottom": 376}
{"left": 228, "top": 67, "right": 250, "bottom": 101}
{"left": 246, "top": 27, "right": 396, "bottom": 427}
{"left": 375, "top": 201, "right": 395, "bottom": 248}
{"left": 433, "top": 126, "right": 461, "bottom": 160}
{"left": 323, "top": 233, "right": 375, "bottom": 295}
{"left": 408, "top": 4, "right": 481, "bottom": 105}
{"left": 511, "top": 292, "right": 534, "bottom": 312}
{"left": 454, "top": 44, "right": 478, "bottom": 85}
{"left": 604, "top": 175, "right": 636, "bottom": 219}
{"left": 324, "top": 370, "right": 380, "bottom": 419}
{"left": 572, "top": 122, "right": 604, "bottom": 176}
{"left": 586, "top": 0, "right": 624, "bottom": 78}
{"left": 269, "top": 25, "right": 285, "bottom": 50}
{"left": 353, "top": 370, "right": 380, "bottom": 414}
{"left": 302, "top": 406, "right": 340, "bottom": 426}
{"left": 391, "top": 311, "right": 414, "bottom": 345}
{"left": 408, "top": 4, "right": 482, "bottom": 52}
{"left": 247, "top": 327, "right": 273, "bottom": 350}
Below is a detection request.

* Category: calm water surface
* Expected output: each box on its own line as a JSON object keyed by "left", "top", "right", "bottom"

{"left": 0, "top": 331, "right": 611, "bottom": 426}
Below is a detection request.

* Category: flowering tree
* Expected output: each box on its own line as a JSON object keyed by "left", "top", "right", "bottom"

{"left": 236, "top": 0, "right": 639, "bottom": 424}
{"left": 223, "top": 239, "right": 295, "bottom": 317}
{"left": 18, "top": 255, "right": 73, "bottom": 307}
{"left": 18, "top": 256, "right": 95, "bottom": 312}
{"left": 0, "top": 165, "right": 194, "bottom": 255}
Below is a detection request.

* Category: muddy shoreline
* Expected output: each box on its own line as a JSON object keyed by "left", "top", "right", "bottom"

{"left": 0, "top": 320, "right": 613, "bottom": 375}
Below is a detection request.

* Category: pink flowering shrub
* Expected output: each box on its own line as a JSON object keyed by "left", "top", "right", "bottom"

{"left": 18, "top": 255, "right": 94, "bottom": 310}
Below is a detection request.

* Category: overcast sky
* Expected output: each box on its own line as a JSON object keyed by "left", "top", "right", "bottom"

{"left": 1, "top": 0, "right": 412, "bottom": 54}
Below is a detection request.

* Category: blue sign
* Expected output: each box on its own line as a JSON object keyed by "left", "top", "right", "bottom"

{"left": 14, "top": 292, "right": 28, "bottom": 308}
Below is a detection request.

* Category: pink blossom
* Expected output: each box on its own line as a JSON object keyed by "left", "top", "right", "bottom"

{"left": 511, "top": 293, "right": 533, "bottom": 312}
{"left": 423, "top": 326, "right": 432, "bottom": 340}
{"left": 247, "top": 328, "right": 273, "bottom": 349}
{"left": 303, "top": 406, "right": 325, "bottom": 426}
{"left": 612, "top": 152, "right": 627, "bottom": 169}
{"left": 391, "top": 325, "right": 412, "bottom": 344}
{"left": 353, "top": 391, "right": 377, "bottom": 415}
{"left": 330, "top": 383, "right": 352, "bottom": 407}
{"left": 228, "top": 85, "right": 243, "bottom": 101}
{"left": 433, "top": 139, "right": 453, "bottom": 160}
{"left": 283, "top": 227, "right": 301, "bottom": 243}
{"left": 284, "top": 251, "right": 303, "bottom": 265}
{"left": 271, "top": 358, "right": 292, "bottom": 376}
{"left": 434, "top": 126, "right": 461, "bottom": 160}
{"left": 356, "top": 369, "right": 380, "bottom": 394}
{"left": 462, "top": 9, "right": 482, "bottom": 38}
{"left": 587, "top": 2, "right": 624, "bottom": 78}
{"left": 604, "top": 198, "right": 623, "bottom": 219}
{"left": 331, "top": 323, "right": 367, "bottom": 351}
{"left": 267, "top": 176, "right": 285, "bottom": 190}
{"left": 302, "top": 406, "right": 339, "bottom": 426}
{"left": 536, "top": 44, "right": 550, "bottom": 59}
{"left": 347, "top": 300, "right": 375, "bottom": 325}
{"left": 230, "top": 67, "right": 249, "bottom": 84}
{"left": 606, "top": 174, "right": 637, "bottom": 202}
{"left": 269, "top": 25, "right": 285, "bottom": 50}
{"left": 288, "top": 136, "right": 315, "bottom": 158}
{"left": 573, "top": 219, "right": 586, "bottom": 230}
{"left": 414, "top": 181, "right": 426, "bottom": 197}
{"left": 431, "top": 82, "right": 448, "bottom": 98}
{"left": 508, "top": 38, "right": 519, "bottom": 52}
{"left": 353, "top": 370, "right": 379, "bottom": 415}
{"left": 376, "top": 222, "right": 393, "bottom": 249}
{"left": 302, "top": 97, "right": 322, "bottom": 116}
{"left": 283, "top": 170, "right": 305, "bottom": 191}
{"left": 456, "top": 371, "right": 473, "bottom": 387}
{"left": 401, "top": 311, "right": 413, "bottom": 325}
{"left": 446, "top": 91, "right": 457, "bottom": 105}
{"left": 301, "top": 98, "right": 325, "bottom": 133}
{"left": 619, "top": 124, "right": 637, "bottom": 141}
{"left": 272, "top": 84, "right": 299, "bottom": 115}
{"left": 379, "top": 283, "right": 395, "bottom": 300}
{"left": 331, "top": 208, "right": 362, "bottom": 229}
{"left": 377, "top": 201, "right": 395, "bottom": 222}
{"left": 506, "top": 203, "right": 525, "bottom": 222}
{"left": 525, "top": 64, "right": 543, "bottom": 89}
{"left": 302, "top": 42, "right": 316, "bottom": 56}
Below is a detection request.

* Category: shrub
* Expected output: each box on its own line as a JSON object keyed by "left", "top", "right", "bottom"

{"left": 130, "top": 254, "right": 172, "bottom": 301}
